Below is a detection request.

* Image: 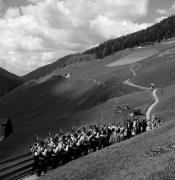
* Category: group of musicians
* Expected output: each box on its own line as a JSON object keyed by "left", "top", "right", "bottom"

{"left": 30, "top": 116, "right": 162, "bottom": 176}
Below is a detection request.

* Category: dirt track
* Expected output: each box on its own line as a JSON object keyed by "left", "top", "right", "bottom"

{"left": 123, "top": 67, "right": 159, "bottom": 120}
{"left": 146, "top": 89, "right": 159, "bottom": 120}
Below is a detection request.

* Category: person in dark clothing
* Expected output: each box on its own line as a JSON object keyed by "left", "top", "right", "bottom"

{"left": 30, "top": 142, "right": 39, "bottom": 173}
{"left": 136, "top": 120, "right": 142, "bottom": 134}
{"left": 141, "top": 119, "right": 147, "bottom": 132}
{"left": 51, "top": 138, "right": 59, "bottom": 169}
{"left": 37, "top": 141, "right": 47, "bottom": 176}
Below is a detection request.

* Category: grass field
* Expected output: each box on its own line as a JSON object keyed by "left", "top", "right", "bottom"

{"left": 131, "top": 53, "right": 175, "bottom": 88}
{"left": 107, "top": 48, "right": 157, "bottom": 67}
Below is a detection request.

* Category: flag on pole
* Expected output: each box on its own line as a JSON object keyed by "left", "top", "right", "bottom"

{"left": 59, "top": 128, "right": 63, "bottom": 135}
{"left": 129, "top": 112, "right": 134, "bottom": 117}
{"left": 35, "top": 134, "right": 40, "bottom": 142}
{"left": 48, "top": 132, "right": 51, "bottom": 137}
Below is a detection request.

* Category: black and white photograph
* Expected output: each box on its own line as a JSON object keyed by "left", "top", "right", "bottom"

{"left": 0, "top": 0, "right": 175, "bottom": 179}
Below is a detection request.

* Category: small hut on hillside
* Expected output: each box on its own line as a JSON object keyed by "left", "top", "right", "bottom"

{"left": 133, "top": 109, "right": 145, "bottom": 120}
{"left": 0, "top": 118, "right": 13, "bottom": 141}
{"left": 65, "top": 73, "right": 71, "bottom": 78}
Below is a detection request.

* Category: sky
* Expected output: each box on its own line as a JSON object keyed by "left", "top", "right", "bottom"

{"left": 0, "top": 0, "right": 175, "bottom": 76}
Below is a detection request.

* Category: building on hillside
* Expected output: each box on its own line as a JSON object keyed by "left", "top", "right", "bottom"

{"left": 137, "top": 44, "right": 145, "bottom": 48}
{"left": 65, "top": 73, "right": 71, "bottom": 78}
{"left": 133, "top": 109, "right": 145, "bottom": 116}
{"left": 129, "top": 109, "right": 145, "bottom": 120}
{"left": 0, "top": 118, "right": 13, "bottom": 141}
{"left": 144, "top": 42, "right": 154, "bottom": 46}
{"left": 138, "top": 42, "right": 154, "bottom": 49}
{"left": 130, "top": 48, "right": 134, "bottom": 51}
{"left": 51, "top": 74, "right": 63, "bottom": 79}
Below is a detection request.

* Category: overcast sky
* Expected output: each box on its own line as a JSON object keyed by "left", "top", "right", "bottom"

{"left": 0, "top": 0, "right": 175, "bottom": 76}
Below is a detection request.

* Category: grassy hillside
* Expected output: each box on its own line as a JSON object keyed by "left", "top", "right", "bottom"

{"left": 0, "top": 68, "right": 23, "bottom": 97}
{"left": 0, "top": 38, "right": 175, "bottom": 162}
{"left": 132, "top": 46, "right": 175, "bottom": 88}
{"left": 23, "top": 54, "right": 95, "bottom": 81}
{"left": 40, "top": 83, "right": 175, "bottom": 180}
{"left": 0, "top": 61, "right": 137, "bottom": 160}
{"left": 154, "top": 84, "right": 175, "bottom": 120}
{"left": 0, "top": 88, "right": 151, "bottom": 160}
{"left": 23, "top": 49, "right": 131, "bottom": 81}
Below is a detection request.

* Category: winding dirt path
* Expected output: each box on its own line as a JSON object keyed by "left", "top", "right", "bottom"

{"left": 146, "top": 89, "right": 159, "bottom": 120}
{"left": 123, "top": 66, "right": 149, "bottom": 90}
{"left": 123, "top": 66, "right": 159, "bottom": 120}
{"left": 72, "top": 65, "right": 159, "bottom": 121}
{"left": 123, "top": 79, "right": 149, "bottom": 90}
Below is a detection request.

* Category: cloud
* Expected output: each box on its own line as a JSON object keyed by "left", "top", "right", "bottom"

{"left": 172, "top": 3, "right": 175, "bottom": 10}
{"left": 90, "top": 15, "right": 149, "bottom": 40}
{"left": 156, "top": 9, "right": 167, "bottom": 15}
{"left": 0, "top": 0, "right": 149, "bottom": 76}
{"left": 154, "top": 16, "right": 167, "bottom": 23}
{"left": 155, "top": 2, "right": 175, "bottom": 23}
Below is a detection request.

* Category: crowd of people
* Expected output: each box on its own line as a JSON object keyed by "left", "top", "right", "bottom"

{"left": 30, "top": 116, "right": 162, "bottom": 176}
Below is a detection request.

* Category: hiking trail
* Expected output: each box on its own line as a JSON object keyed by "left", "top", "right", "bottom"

{"left": 123, "top": 66, "right": 159, "bottom": 120}
{"left": 146, "top": 89, "right": 159, "bottom": 120}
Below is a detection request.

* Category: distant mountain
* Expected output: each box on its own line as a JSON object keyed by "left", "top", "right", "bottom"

{"left": 0, "top": 68, "right": 23, "bottom": 97}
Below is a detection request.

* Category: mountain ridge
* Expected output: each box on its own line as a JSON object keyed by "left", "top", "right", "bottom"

{"left": 23, "top": 15, "right": 175, "bottom": 82}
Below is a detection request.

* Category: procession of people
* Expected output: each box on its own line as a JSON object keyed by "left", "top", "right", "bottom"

{"left": 29, "top": 115, "right": 162, "bottom": 176}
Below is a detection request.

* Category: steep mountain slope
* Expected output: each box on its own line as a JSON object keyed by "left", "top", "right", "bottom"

{"left": 0, "top": 60, "right": 135, "bottom": 160}
{"left": 23, "top": 54, "right": 95, "bottom": 81}
{"left": 131, "top": 45, "right": 175, "bottom": 88}
{"left": 0, "top": 68, "right": 23, "bottom": 97}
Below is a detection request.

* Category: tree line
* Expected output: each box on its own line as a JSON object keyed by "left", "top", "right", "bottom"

{"left": 84, "top": 15, "right": 175, "bottom": 59}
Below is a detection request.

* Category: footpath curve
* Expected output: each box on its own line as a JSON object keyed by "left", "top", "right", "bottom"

{"left": 123, "top": 66, "right": 159, "bottom": 120}
{"left": 123, "top": 66, "right": 149, "bottom": 90}
{"left": 146, "top": 89, "right": 159, "bottom": 120}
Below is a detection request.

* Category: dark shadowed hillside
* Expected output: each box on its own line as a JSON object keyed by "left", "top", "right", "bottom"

{"left": 0, "top": 68, "right": 23, "bottom": 97}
